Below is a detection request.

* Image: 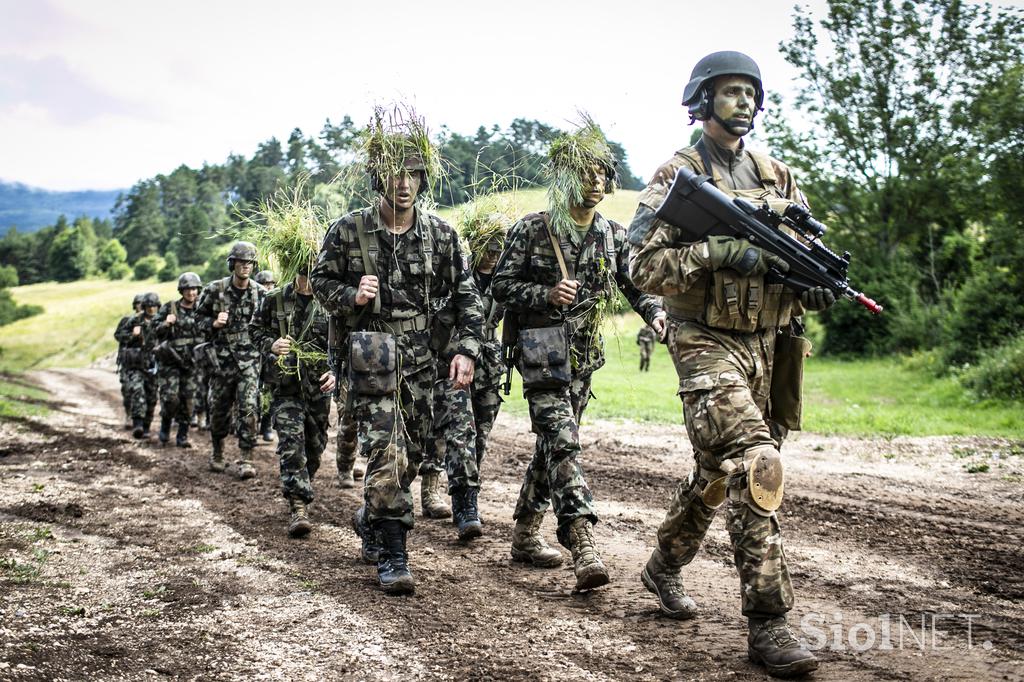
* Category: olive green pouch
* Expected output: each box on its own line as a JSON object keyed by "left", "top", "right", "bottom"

{"left": 517, "top": 325, "right": 571, "bottom": 389}
{"left": 349, "top": 331, "right": 398, "bottom": 396}
{"left": 769, "top": 332, "right": 812, "bottom": 430}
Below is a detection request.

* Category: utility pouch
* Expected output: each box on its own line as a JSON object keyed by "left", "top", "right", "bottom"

{"left": 769, "top": 332, "right": 812, "bottom": 430}
{"left": 154, "top": 341, "right": 182, "bottom": 367}
{"left": 348, "top": 331, "right": 398, "bottom": 396}
{"left": 517, "top": 325, "right": 571, "bottom": 389}
{"left": 193, "top": 342, "right": 221, "bottom": 375}
{"left": 122, "top": 348, "right": 147, "bottom": 370}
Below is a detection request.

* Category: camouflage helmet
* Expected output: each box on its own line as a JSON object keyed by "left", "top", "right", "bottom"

{"left": 253, "top": 270, "right": 276, "bottom": 287}
{"left": 141, "top": 292, "right": 161, "bottom": 308}
{"left": 226, "top": 241, "right": 258, "bottom": 271}
{"left": 132, "top": 293, "right": 145, "bottom": 308}
{"left": 177, "top": 271, "right": 202, "bottom": 291}
{"left": 682, "top": 51, "right": 764, "bottom": 123}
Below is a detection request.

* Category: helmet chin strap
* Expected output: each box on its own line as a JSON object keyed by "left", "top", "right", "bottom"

{"left": 711, "top": 111, "right": 755, "bottom": 136}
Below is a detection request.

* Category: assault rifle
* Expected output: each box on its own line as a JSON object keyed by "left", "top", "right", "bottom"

{"left": 655, "top": 167, "right": 882, "bottom": 314}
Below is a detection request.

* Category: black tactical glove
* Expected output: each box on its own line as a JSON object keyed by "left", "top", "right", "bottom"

{"left": 706, "top": 236, "right": 790, "bottom": 276}
{"left": 800, "top": 286, "right": 836, "bottom": 311}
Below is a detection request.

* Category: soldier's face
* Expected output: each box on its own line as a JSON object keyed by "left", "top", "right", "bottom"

{"left": 477, "top": 250, "right": 500, "bottom": 273}
{"left": 145, "top": 305, "right": 159, "bottom": 317}
{"left": 181, "top": 287, "right": 199, "bottom": 304}
{"left": 382, "top": 171, "right": 421, "bottom": 211}
{"left": 579, "top": 164, "right": 607, "bottom": 209}
{"left": 233, "top": 259, "right": 255, "bottom": 279}
{"left": 712, "top": 76, "right": 757, "bottom": 136}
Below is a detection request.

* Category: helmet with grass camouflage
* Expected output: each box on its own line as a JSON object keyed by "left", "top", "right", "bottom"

{"left": 682, "top": 51, "right": 764, "bottom": 123}
{"left": 142, "top": 292, "right": 161, "bottom": 308}
{"left": 177, "top": 272, "right": 202, "bottom": 291}
{"left": 226, "top": 241, "right": 258, "bottom": 271}
{"left": 254, "top": 270, "right": 276, "bottom": 287}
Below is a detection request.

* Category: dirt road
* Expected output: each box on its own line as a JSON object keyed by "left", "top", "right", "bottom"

{"left": 1, "top": 368, "right": 1022, "bottom": 681}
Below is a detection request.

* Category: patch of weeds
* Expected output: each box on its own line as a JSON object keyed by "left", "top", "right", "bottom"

{"left": 299, "top": 578, "right": 319, "bottom": 592}
{"left": 1, "top": 556, "right": 41, "bottom": 584}
{"left": 141, "top": 608, "right": 161, "bottom": 618}
{"left": 32, "top": 547, "right": 50, "bottom": 563}
{"left": 141, "top": 584, "right": 167, "bottom": 599}
{"left": 1006, "top": 443, "right": 1024, "bottom": 457}
{"left": 60, "top": 605, "right": 86, "bottom": 617}
{"left": 952, "top": 447, "right": 978, "bottom": 459}
{"left": 189, "top": 543, "right": 217, "bottom": 554}
{"left": 812, "top": 444, "right": 825, "bottom": 452}
{"left": 1001, "top": 473, "right": 1023, "bottom": 483}
{"left": 50, "top": 580, "right": 72, "bottom": 589}
{"left": 27, "top": 526, "right": 53, "bottom": 542}
{"left": 31, "top": 483, "right": 45, "bottom": 493}
{"left": 237, "top": 554, "right": 272, "bottom": 569}
{"left": 883, "top": 453, "right": 897, "bottom": 460}
{"left": 965, "top": 462, "right": 990, "bottom": 474}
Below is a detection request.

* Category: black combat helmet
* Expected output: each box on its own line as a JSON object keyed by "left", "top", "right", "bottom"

{"left": 226, "top": 241, "right": 258, "bottom": 272}
{"left": 132, "top": 293, "right": 145, "bottom": 308}
{"left": 177, "top": 272, "right": 202, "bottom": 291}
{"left": 682, "top": 51, "right": 764, "bottom": 123}
{"left": 253, "top": 270, "right": 276, "bottom": 287}
{"left": 142, "top": 292, "right": 161, "bottom": 308}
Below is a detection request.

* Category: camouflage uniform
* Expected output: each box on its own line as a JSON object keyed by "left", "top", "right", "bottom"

{"left": 113, "top": 311, "right": 158, "bottom": 426}
{"left": 153, "top": 299, "right": 204, "bottom": 431}
{"left": 114, "top": 313, "right": 136, "bottom": 423}
{"left": 334, "top": 382, "right": 359, "bottom": 474}
{"left": 251, "top": 283, "right": 332, "bottom": 504}
{"left": 195, "top": 277, "right": 265, "bottom": 452}
{"left": 492, "top": 212, "right": 662, "bottom": 546}
{"left": 629, "top": 133, "right": 808, "bottom": 618}
{"left": 637, "top": 325, "right": 656, "bottom": 371}
{"left": 311, "top": 204, "right": 484, "bottom": 528}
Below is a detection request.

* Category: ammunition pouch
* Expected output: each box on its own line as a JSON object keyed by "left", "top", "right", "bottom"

{"left": 154, "top": 341, "right": 183, "bottom": 367}
{"left": 348, "top": 331, "right": 398, "bottom": 396}
{"left": 121, "top": 348, "right": 148, "bottom": 371}
{"left": 517, "top": 325, "right": 571, "bottom": 389}
{"left": 769, "top": 332, "right": 812, "bottom": 430}
{"left": 193, "top": 342, "right": 221, "bottom": 375}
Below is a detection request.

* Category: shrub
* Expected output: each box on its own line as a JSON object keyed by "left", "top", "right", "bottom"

{"left": 0, "top": 265, "right": 18, "bottom": 288}
{"left": 0, "top": 289, "right": 43, "bottom": 326}
{"left": 133, "top": 255, "right": 164, "bottom": 280}
{"left": 97, "top": 238, "right": 128, "bottom": 273}
{"left": 960, "top": 333, "right": 1024, "bottom": 400}
{"left": 106, "top": 262, "right": 133, "bottom": 280}
{"left": 157, "top": 252, "right": 180, "bottom": 282}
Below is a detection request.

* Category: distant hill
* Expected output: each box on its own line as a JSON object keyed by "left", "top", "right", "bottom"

{"left": 0, "top": 181, "right": 124, "bottom": 233}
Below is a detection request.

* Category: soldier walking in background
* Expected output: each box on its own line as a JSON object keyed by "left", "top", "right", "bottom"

{"left": 637, "top": 324, "right": 657, "bottom": 371}
{"left": 492, "top": 119, "right": 665, "bottom": 592}
{"left": 115, "top": 292, "right": 161, "bottom": 439}
{"left": 195, "top": 242, "right": 266, "bottom": 478}
{"left": 153, "top": 272, "right": 205, "bottom": 448}
{"left": 628, "top": 52, "right": 834, "bottom": 678}
{"left": 334, "top": 384, "right": 362, "bottom": 488}
{"left": 254, "top": 269, "right": 278, "bottom": 443}
{"left": 114, "top": 293, "right": 145, "bottom": 429}
{"left": 311, "top": 109, "right": 483, "bottom": 594}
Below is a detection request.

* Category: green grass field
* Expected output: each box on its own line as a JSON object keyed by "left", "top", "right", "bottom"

{"left": 436, "top": 188, "right": 640, "bottom": 227}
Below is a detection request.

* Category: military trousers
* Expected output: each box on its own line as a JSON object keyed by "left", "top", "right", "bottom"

{"left": 657, "top": 321, "right": 793, "bottom": 619}
{"left": 273, "top": 391, "right": 331, "bottom": 503}
{"left": 354, "top": 362, "right": 434, "bottom": 529}
{"left": 158, "top": 364, "right": 198, "bottom": 424}
{"left": 512, "top": 373, "right": 597, "bottom": 548}
{"left": 210, "top": 362, "right": 260, "bottom": 451}
{"left": 334, "top": 382, "right": 358, "bottom": 472}
{"left": 124, "top": 367, "right": 157, "bottom": 423}
{"left": 118, "top": 366, "right": 132, "bottom": 417}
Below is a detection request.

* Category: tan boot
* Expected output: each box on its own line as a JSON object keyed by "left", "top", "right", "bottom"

{"left": 287, "top": 500, "right": 312, "bottom": 538}
{"left": 352, "top": 459, "right": 365, "bottom": 481}
{"left": 236, "top": 449, "right": 256, "bottom": 480}
{"left": 568, "top": 517, "right": 609, "bottom": 593}
{"left": 208, "top": 438, "right": 226, "bottom": 473}
{"left": 641, "top": 548, "right": 698, "bottom": 619}
{"left": 510, "top": 511, "right": 562, "bottom": 568}
{"left": 337, "top": 458, "right": 357, "bottom": 489}
{"left": 420, "top": 471, "right": 451, "bottom": 519}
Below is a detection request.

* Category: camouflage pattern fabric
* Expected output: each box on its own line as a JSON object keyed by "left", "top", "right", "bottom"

{"left": 196, "top": 277, "right": 265, "bottom": 449}
{"left": 638, "top": 325, "right": 656, "bottom": 371}
{"left": 154, "top": 300, "right": 204, "bottom": 424}
{"left": 272, "top": 394, "right": 331, "bottom": 502}
{"left": 114, "top": 312, "right": 158, "bottom": 421}
{"left": 310, "top": 203, "right": 485, "bottom": 528}
{"left": 114, "top": 314, "right": 134, "bottom": 418}
{"left": 335, "top": 384, "right": 358, "bottom": 472}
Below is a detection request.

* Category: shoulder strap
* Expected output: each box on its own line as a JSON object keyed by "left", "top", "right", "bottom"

{"left": 603, "top": 221, "right": 617, "bottom": 276}
{"left": 691, "top": 138, "right": 714, "bottom": 178}
{"left": 420, "top": 215, "right": 434, "bottom": 320}
{"left": 745, "top": 148, "right": 779, "bottom": 189}
{"left": 218, "top": 276, "right": 231, "bottom": 311}
{"left": 273, "top": 290, "right": 289, "bottom": 339}
{"left": 354, "top": 211, "right": 382, "bottom": 316}
{"left": 541, "top": 214, "right": 573, "bottom": 281}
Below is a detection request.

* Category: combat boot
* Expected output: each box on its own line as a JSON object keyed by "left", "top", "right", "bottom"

{"left": 420, "top": 471, "right": 451, "bottom": 519}
{"left": 451, "top": 487, "right": 483, "bottom": 541}
{"left": 337, "top": 460, "right": 357, "bottom": 489}
{"left": 510, "top": 511, "right": 562, "bottom": 567}
{"left": 375, "top": 520, "right": 415, "bottom": 595}
{"left": 132, "top": 418, "right": 146, "bottom": 439}
{"left": 287, "top": 499, "right": 312, "bottom": 538}
{"left": 641, "top": 548, "right": 698, "bottom": 620}
{"left": 351, "top": 506, "right": 382, "bottom": 564}
{"left": 748, "top": 617, "right": 819, "bottom": 678}
{"left": 208, "top": 437, "right": 226, "bottom": 472}
{"left": 175, "top": 421, "right": 191, "bottom": 449}
{"left": 141, "top": 418, "right": 153, "bottom": 439}
{"left": 158, "top": 414, "right": 172, "bottom": 446}
{"left": 236, "top": 449, "right": 256, "bottom": 479}
{"left": 352, "top": 459, "right": 365, "bottom": 480}
{"left": 567, "top": 517, "right": 609, "bottom": 593}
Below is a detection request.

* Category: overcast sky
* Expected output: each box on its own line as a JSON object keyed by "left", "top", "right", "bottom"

{"left": 0, "top": 0, "right": 840, "bottom": 191}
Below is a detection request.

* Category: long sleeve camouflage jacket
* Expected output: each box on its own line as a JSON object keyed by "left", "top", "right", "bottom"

{"left": 491, "top": 211, "right": 663, "bottom": 376}
{"left": 114, "top": 312, "right": 158, "bottom": 356}
{"left": 310, "top": 203, "right": 484, "bottom": 371}
{"left": 194, "top": 276, "right": 265, "bottom": 372}
{"left": 251, "top": 283, "right": 331, "bottom": 399}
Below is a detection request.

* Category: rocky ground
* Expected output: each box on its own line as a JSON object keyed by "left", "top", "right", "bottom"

{"left": 1, "top": 368, "right": 1022, "bottom": 681}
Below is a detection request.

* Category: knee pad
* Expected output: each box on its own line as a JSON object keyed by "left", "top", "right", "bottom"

{"left": 730, "top": 445, "right": 784, "bottom": 516}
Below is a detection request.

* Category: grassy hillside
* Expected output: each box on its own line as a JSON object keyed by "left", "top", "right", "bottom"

{"left": 436, "top": 188, "right": 640, "bottom": 227}
{"left": 0, "top": 279, "right": 179, "bottom": 372}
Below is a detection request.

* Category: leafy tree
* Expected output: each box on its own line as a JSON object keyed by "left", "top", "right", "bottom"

{"left": 48, "top": 226, "right": 94, "bottom": 281}
{"left": 133, "top": 254, "right": 164, "bottom": 280}
{"left": 0, "top": 265, "right": 17, "bottom": 288}
{"left": 114, "top": 180, "right": 166, "bottom": 263}
{"left": 97, "top": 238, "right": 128, "bottom": 273}
{"left": 157, "top": 252, "right": 180, "bottom": 282}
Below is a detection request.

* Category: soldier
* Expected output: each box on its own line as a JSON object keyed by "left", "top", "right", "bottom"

{"left": 152, "top": 273, "right": 205, "bottom": 448}
{"left": 311, "top": 112, "right": 484, "bottom": 595}
{"left": 114, "top": 292, "right": 161, "bottom": 439}
{"left": 195, "top": 242, "right": 266, "bottom": 478}
{"left": 114, "top": 293, "right": 145, "bottom": 429}
{"left": 251, "top": 266, "right": 335, "bottom": 538}
{"left": 628, "top": 51, "right": 833, "bottom": 677}
{"left": 491, "top": 120, "right": 665, "bottom": 592}
{"left": 254, "top": 269, "right": 278, "bottom": 443}
{"left": 637, "top": 324, "right": 657, "bottom": 371}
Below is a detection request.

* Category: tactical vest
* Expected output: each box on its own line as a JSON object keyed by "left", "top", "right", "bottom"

{"left": 661, "top": 145, "right": 800, "bottom": 332}
{"left": 166, "top": 300, "right": 201, "bottom": 351}
{"left": 210, "top": 276, "right": 260, "bottom": 348}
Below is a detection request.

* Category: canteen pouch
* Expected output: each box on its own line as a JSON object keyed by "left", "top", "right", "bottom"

{"left": 193, "top": 341, "right": 221, "bottom": 375}
{"left": 122, "top": 348, "right": 147, "bottom": 370}
{"left": 154, "top": 341, "right": 182, "bottom": 367}
{"left": 769, "top": 332, "right": 812, "bottom": 430}
{"left": 517, "top": 325, "right": 571, "bottom": 389}
{"left": 348, "top": 331, "right": 398, "bottom": 396}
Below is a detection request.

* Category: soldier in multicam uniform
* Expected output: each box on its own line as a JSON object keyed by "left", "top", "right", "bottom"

{"left": 115, "top": 292, "right": 161, "bottom": 439}
{"left": 492, "top": 120, "right": 665, "bottom": 592}
{"left": 115, "top": 293, "right": 145, "bottom": 429}
{"left": 311, "top": 118, "right": 484, "bottom": 595}
{"left": 628, "top": 52, "right": 834, "bottom": 678}
{"left": 637, "top": 324, "right": 657, "bottom": 371}
{"left": 153, "top": 272, "right": 205, "bottom": 448}
{"left": 251, "top": 267, "right": 335, "bottom": 538}
{"left": 254, "top": 269, "right": 278, "bottom": 443}
{"left": 195, "top": 242, "right": 266, "bottom": 478}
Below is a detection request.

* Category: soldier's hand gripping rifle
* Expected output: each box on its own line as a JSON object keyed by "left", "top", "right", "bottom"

{"left": 655, "top": 167, "right": 883, "bottom": 314}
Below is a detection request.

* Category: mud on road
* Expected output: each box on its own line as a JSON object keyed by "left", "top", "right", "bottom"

{"left": 1, "top": 368, "right": 1022, "bottom": 681}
